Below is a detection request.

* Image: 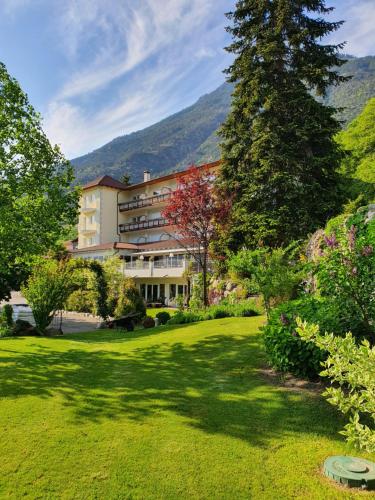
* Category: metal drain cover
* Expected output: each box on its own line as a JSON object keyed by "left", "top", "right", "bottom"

{"left": 324, "top": 456, "right": 375, "bottom": 489}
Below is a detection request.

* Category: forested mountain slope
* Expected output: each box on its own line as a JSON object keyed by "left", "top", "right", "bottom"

{"left": 72, "top": 56, "right": 375, "bottom": 185}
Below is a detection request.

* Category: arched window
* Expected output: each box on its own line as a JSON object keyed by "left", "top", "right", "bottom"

{"left": 137, "top": 236, "right": 147, "bottom": 244}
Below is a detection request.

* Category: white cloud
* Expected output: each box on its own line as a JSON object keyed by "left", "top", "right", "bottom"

{"left": 43, "top": 0, "right": 232, "bottom": 158}
{"left": 327, "top": 0, "right": 375, "bottom": 57}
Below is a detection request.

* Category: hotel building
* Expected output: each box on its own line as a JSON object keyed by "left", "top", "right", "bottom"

{"left": 71, "top": 161, "right": 220, "bottom": 305}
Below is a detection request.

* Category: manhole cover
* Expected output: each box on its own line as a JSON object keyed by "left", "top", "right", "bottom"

{"left": 324, "top": 456, "right": 375, "bottom": 489}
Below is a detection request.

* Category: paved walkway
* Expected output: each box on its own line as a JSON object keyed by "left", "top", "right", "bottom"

{"left": 1, "top": 292, "right": 100, "bottom": 334}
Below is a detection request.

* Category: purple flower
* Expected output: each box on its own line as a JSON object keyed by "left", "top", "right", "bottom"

{"left": 292, "top": 330, "right": 298, "bottom": 337}
{"left": 324, "top": 233, "right": 338, "bottom": 249}
{"left": 351, "top": 267, "right": 358, "bottom": 276}
{"left": 361, "top": 245, "right": 373, "bottom": 257}
{"left": 280, "top": 313, "right": 289, "bottom": 326}
{"left": 348, "top": 225, "right": 356, "bottom": 252}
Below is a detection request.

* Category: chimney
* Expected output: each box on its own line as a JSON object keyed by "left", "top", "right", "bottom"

{"left": 144, "top": 170, "right": 151, "bottom": 182}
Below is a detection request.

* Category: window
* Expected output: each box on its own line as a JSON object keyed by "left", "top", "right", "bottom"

{"left": 170, "top": 284, "right": 176, "bottom": 299}
{"left": 178, "top": 285, "right": 184, "bottom": 297}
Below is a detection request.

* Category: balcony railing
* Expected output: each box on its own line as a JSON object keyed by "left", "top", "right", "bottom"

{"left": 124, "top": 261, "right": 150, "bottom": 270}
{"left": 119, "top": 217, "right": 171, "bottom": 233}
{"left": 119, "top": 192, "right": 173, "bottom": 212}
{"left": 154, "top": 257, "right": 184, "bottom": 268}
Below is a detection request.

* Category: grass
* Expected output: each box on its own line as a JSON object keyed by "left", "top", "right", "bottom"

{"left": 146, "top": 306, "right": 176, "bottom": 318}
{"left": 0, "top": 317, "right": 373, "bottom": 499}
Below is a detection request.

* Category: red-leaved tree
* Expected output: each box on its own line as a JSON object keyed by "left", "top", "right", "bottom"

{"left": 162, "top": 165, "right": 231, "bottom": 306}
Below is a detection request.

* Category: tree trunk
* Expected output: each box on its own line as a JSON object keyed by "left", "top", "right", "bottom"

{"left": 202, "top": 250, "right": 208, "bottom": 307}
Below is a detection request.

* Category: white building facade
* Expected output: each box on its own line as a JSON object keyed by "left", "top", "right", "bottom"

{"left": 71, "top": 161, "right": 219, "bottom": 305}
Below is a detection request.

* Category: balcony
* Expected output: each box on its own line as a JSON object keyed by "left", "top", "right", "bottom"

{"left": 78, "top": 226, "right": 96, "bottom": 235}
{"left": 119, "top": 217, "right": 171, "bottom": 233}
{"left": 119, "top": 192, "right": 173, "bottom": 212}
{"left": 123, "top": 258, "right": 186, "bottom": 278}
{"left": 81, "top": 206, "right": 97, "bottom": 214}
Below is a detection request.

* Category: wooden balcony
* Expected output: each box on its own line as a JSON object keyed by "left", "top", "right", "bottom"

{"left": 118, "top": 192, "right": 172, "bottom": 212}
{"left": 119, "top": 217, "right": 171, "bottom": 233}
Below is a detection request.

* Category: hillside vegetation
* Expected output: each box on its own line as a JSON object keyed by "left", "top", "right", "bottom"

{"left": 337, "top": 97, "right": 375, "bottom": 205}
{"left": 72, "top": 56, "right": 375, "bottom": 185}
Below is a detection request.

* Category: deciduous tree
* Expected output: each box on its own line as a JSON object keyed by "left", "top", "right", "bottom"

{"left": 162, "top": 166, "right": 230, "bottom": 306}
{"left": 0, "top": 62, "right": 79, "bottom": 300}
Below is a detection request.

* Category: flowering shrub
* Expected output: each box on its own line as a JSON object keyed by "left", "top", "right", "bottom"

{"left": 316, "top": 211, "right": 374, "bottom": 342}
{"left": 297, "top": 318, "right": 375, "bottom": 453}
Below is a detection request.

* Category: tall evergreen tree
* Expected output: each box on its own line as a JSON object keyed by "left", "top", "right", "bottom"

{"left": 219, "top": 0, "right": 348, "bottom": 249}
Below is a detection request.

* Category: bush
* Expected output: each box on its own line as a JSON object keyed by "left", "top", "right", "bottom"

{"left": 114, "top": 277, "right": 146, "bottom": 319}
{"left": 229, "top": 246, "right": 302, "bottom": 317}
{"left": 262, "top": 298, "right": 342, "bottom": 379}
{"left": 316, "top": 208, "right": 375, "bottom": 342}
{"left": 22, "top": 260, "right": 72, "bottom": 334}
{"left": 1, "top": 304, "right": 13, "bottom": 327}
{"left": 298, "top": 319, "right": 375, "bottom": 453}
{"left": 66, "top": 290, "right": 98, "bottom": 314}
{"left": 155, "top": 311, "right": 171, "bottom": 325}
{"left": 167, "top": 300, "right": 260, "bottom": 325}
{"left": 143, "top": 316, "right": 155, "bottom": 329}
{"left": 167, "top": 311, "right": 203, "bottom": 325}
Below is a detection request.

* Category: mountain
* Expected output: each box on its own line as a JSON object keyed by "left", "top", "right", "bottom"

{"left": 72, "top": 84, "right": 231, "bottom": 185}
{"left": 72, "top": 55, "right": 375, "bottom": 185}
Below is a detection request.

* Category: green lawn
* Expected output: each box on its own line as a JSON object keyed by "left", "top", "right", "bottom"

{"left": 146, "top": 307, "right": 176, "bottom": 318}
{"left": 0, "top": 317, "right": 373, "bottom": 499}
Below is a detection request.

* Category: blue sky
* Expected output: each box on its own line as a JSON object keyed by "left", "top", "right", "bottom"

{"left": 0, "top": 0, "right": 374, "bottom": 159}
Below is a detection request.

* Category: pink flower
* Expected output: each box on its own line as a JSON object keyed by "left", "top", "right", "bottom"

{"left": 280, "top": 313, "right": 289, "bottom": 326}
{"left": 324, "top": 234, "right": 338, "bottom": 249}
{"left": 361, "top": 245, "right": 373, "bottom": 257}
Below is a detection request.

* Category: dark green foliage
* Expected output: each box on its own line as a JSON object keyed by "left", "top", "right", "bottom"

{"left": 155, "top": 311, "right": 171, "bottom": 325}
{"left": 143, "top": 316, "right": 156, "bottom": 329}
{"left": 219, "top": 0, "right": 347, "bottom": 248}
{"left": 262, "top": 298, "right": 339, "bottom": 379}
{"left": 336, "top": 98, "right": 375, "bottom": 206}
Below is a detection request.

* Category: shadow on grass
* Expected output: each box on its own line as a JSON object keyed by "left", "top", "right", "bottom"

{"left": 0, "top": 325, "right": 342, "bottom": 448}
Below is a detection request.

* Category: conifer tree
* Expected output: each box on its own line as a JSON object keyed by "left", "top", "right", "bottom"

{"left": 219, "top": 0, "right": 348, "bottom": 249}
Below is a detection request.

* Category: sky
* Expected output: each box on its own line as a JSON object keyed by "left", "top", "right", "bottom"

{"left": 0, "top": 0, "right": 374, "bottom": 159}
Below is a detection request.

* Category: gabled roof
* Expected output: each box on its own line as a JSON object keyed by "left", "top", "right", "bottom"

{"left": 83, "top": 175, "right": 129, "bottom": 191}
{"left": 121, "top": 160, "right": 221, "bottom": 191}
